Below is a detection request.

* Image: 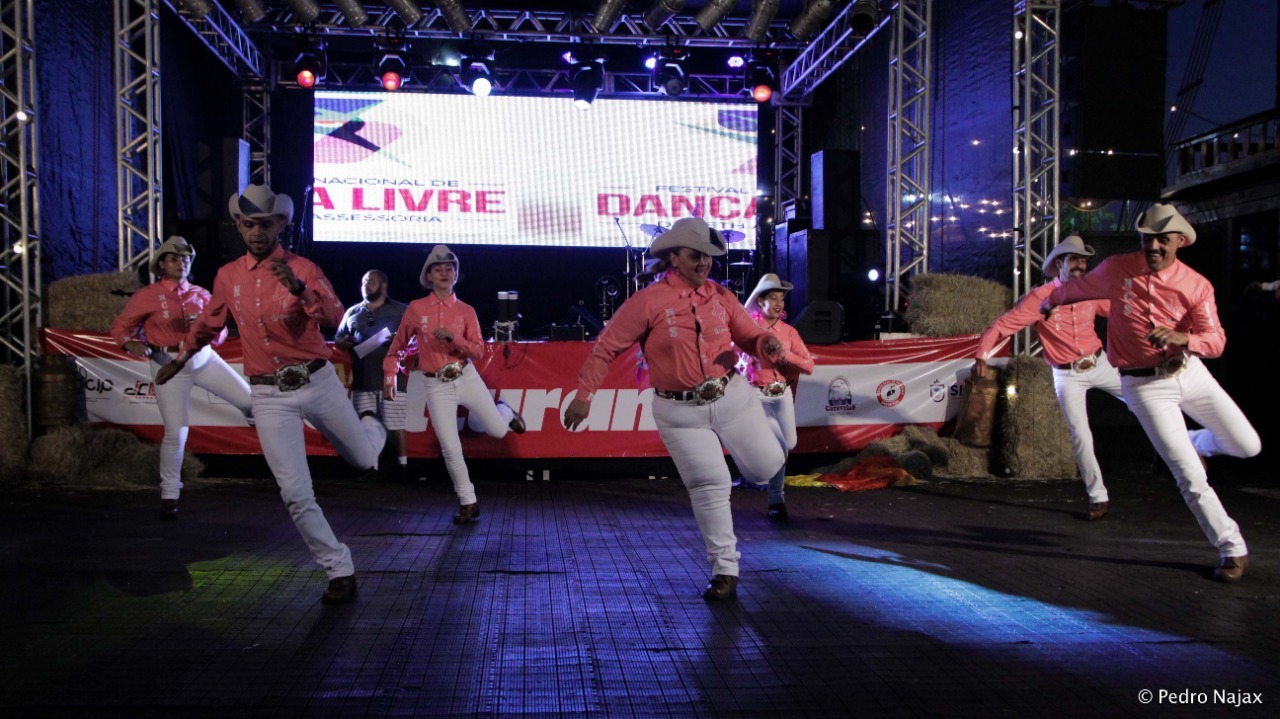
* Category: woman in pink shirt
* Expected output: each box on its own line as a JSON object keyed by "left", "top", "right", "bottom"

{"left": 564, "top": 218, "right": 785, "bottom": 601}
{"left": 109, "top": 236, "right": 252, "bottom": 519}
{"left": 741, "top": 274, "right": 816, "bottom": 520}
{"left": 384, "top": 245, "right": 525, "bottom": 525}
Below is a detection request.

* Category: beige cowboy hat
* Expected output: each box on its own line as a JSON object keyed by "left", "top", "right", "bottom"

{"left": 1041, "top": 235, "right": 1094, "bottom": 273}
{"left": 228, "top": 184, "right": 294, "bottom": 224}
{"left": 1135, "top": 203, "right": 1196, "bottom": 245}
{"left": 150, "top": 235, "right": 196, "bottom": 276}
{"left": 647, "top": 217, "right": 728, "bottom": 258}
{"left": 419, "top": 244, "right": 460, "bottom": 287}
{"left": 744, "top": 273, "right": 795, "bottom": 313}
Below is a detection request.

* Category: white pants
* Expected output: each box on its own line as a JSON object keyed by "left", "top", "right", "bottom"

{"left": 423, "top": 364, "right": 515, "bottom": 506}
{"left": 1121, "top": 356, "right": 1261, "bottom": 558}
{"left": 252, "top": 363, "right": 384, "bottom": 579}
{"left": 1051, "top": 354, "right": 1123, "bottom": 503}
{"left": 653, "top": 374, "right": 786, "bottom": 578}
{"left": 149, "top": 346, "right": 252, "bottom": 500}
{"left": 747, "top": 387, "right": 796, "bottom": 505}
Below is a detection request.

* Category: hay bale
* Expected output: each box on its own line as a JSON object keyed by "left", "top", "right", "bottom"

{"left": 997, "top": 355, "right": 1077, "bottom": 479}
{"left": 0, "top": 365, "right": 29, "bottom": 479}
{"left": 46, "top": 269, "right": 141, "bottom": 332}
{"left": 898, "top": 425, "right": 951, "bottom": 468}
{"left": 932, "top": 435, "right": 996, "bottom": 478}
{"left": 896, "top": 449, "right": 934, "bottom": 482}
{"left": 904, "top": 273, "right": 1012, "bottom": 336}
{"left": 27, "top": 424, "right": 204, "bottom": 489}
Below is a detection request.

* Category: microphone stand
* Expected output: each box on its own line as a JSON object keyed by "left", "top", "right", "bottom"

{"left": 614, "top": 218, "right": 636, "bottom": 299}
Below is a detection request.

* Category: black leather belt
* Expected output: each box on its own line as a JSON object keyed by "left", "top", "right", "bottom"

{"left": 248, "top": 359, "right": 326, "bottom": 385}
{"left": 655, "top": 374, "right": 732, "bottom": 403}
{"left": 1118, "top": 367, "right": 1158, "bottom": 377}
{"left": 1053, "top": 349, "right": 1101, "bottom": 370}
{"left": 148, "top": 344, "right": 182, "bottom": 353}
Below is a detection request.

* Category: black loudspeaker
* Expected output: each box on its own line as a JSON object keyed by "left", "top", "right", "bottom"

{"left": 786, "top": 228, "right": 828, "bottom": 315}
{"left": 1060, "top": 5, "right": 1166, "bottom": 201}
{"left": 550, "top": 324, "right": 585, "bottom": 341}
{"left": 811, "top": 149, "right": 860, "bottom": 236}
{"left": 791, "top": 300, "right": 845, "bottom": 345}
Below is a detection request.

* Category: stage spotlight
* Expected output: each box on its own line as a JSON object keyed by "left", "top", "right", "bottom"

{"left": 643, "top": 0, "right": 684, "bottom": 31}
{"left": 591, "top": 0, "right": 627, "bottom": 33}
{"left": 746, "top": 60, "right": 775, "bottom": 103}
{"left": 179, "top": 0, "right": 214, "bottom": 18}
{"left": 462, "top": 57, "right": 493, "bottom": 97}
{"left": 727, "top": 55, "right": 745, "bottom": 69}
{"left": 334, "top": 0, "right": 369, "bottom": 27}
{"left": 570, "top": 60, "right": 604, "bottom": 111}
{"left": 644, "top": 55, "right": 658, "bottom": 71}
{"left": 433, "top": 0, "right": 472, "bottom": 33}
{"left": 742, "top": 0, "right": 780, "bottom": 42}
{"left": 386, "top": 0, "right": 424, "bottom": 26}
{"left": 654, "top": 49, "right": 687, "bottom": 97}
{"left": 695, "top": 0, "right": 735, "bottom": 32}
{"left": 284, "top": 0, "right": 321, "bottom": 24}
{"left": 378, "top": 51, "right": 410, "bottom": 91}
{"left": 233, "top": 0, "right": 267, "bottom": 23}
{"left": 790, "top": 0, "right": 838, "bottom": 41}
{"left": 294, "top": 46, "right": 327, "bottom": 89}
{"left": 850, "top": 0, "right": 883, "bottom": 35}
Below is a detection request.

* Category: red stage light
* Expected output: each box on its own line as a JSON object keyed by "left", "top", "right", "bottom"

{"left": 297, "top": 69, "right": 317, "bottom": 89}
{"left": 752, "top": 84, "right": 773, "bottom": 103}
{"left": 381, "top": 71, "right": 403, "bottom": 91}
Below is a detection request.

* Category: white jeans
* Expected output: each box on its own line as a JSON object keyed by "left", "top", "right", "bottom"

{"left": 748, "top": 387, "right": 796, "bottom": 505}
{"left": 1051, "top": 354, "right": 1123, "bottom": 503}
{"left": 1121, "top": 356, "right": 1261, "bottom": 558}
{"left": 149, "top": 346, "right": 252, "bottom": 500}
{"left": 252, "top": 363, "right": 384, "bottom": 579}
{"left": 423, "top": 364, "right": 515, "bottom": 506}
{"left": 653, "top": 374, "right": 785, "bottom": 577}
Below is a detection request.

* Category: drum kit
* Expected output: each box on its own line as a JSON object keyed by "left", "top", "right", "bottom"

{"left": 625, "top": 223, "right": 755, "bottom": 300}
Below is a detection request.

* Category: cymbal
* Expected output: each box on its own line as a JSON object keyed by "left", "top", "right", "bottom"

{"left": 639, "top": 224, "right": 667, "bottom": 238}
{"left": 729, "top": 262, "right": 753, "bottom": 267}
{"left": 722, "top": 230, "right": 747, "bottom": 244}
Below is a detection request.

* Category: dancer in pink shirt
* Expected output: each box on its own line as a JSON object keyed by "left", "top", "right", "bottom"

{"left": 110, "top": 235, "right": 252, "bottom": 520}
{"left": 564, "top": 218, "right": 785, "bottom": 601}
{"left": 1042, "top": 204, "right": 1261, "bottom": 582}
{"left": 157, "top": 184, "right": 385, "bottom": 605}
{"left": 975, "top": 236, "right": 1123, "bottom": 520}
{"left": 383, "top": 245, "right": 525, "bottom": 525}
{"left": 740, "top": 273, "right": 815, "bottom": 520}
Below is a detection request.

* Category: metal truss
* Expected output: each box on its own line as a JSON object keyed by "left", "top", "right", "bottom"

{"left": 884, "top": 0, "right": 931, "bottom": 312}
{"left": 115, "top": 0, "right": 163, "bottom": 273}
{"left": 243, "top": 82, "right": 270, "bottom": 185}
{"left": 780, "top": 0, "right": 891, "bottom": 100}
{"left": 256, "top": 6, "right": 805, "bottom": 49}
{"left": 1011, "top": 0, "right": 1059, "bottom": 355}
{"left": 0, "top": 0, "right": 41, "bottom": 429}
{"left": 163, "top": 0, "right": 264, "bottom": 79}
{"left": 773, "top": 103, "right": 803, "bottom": 228}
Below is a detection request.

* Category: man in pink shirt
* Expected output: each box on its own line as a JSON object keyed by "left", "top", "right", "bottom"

{"left": 975, "top": 236, "right": 1123, "bottom": 520}
{"left": 110, "top": 235, "right": 252, "bottom": 520}
{"left": 564, "top": 217, "right": 785, "bottom": 601}
{"left": 740, "top": 273, "right": 816, "bottom": 520}
{"left": 156, "top": 184, "right": 386, "bottom": 605}
{"left": 1042, "top": 204, "right": 1261, "bottom": 582}
{"left": 383, "top": 245, "right": 525, "bottom": 525}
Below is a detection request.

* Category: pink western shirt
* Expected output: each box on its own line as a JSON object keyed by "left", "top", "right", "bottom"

{"left": 1046, "top": 251, "right": 1225, "bottom": 368}
{"left": 976, "top": 279, "right": 1108, "bottom": 366}
{"left": 184, "top": 244, "right": 344, "bottom": 377}
{"left": 743, "top": 312, "right": 816, "bottom": 386}
{"left": 111, "top": 279, "right": 226, "bottom": 350}
{"left": 384, "top": 292, "right": 486, "bottom": 379}
{"left": 574, "top": 272, "right": 774, "bottom": 406}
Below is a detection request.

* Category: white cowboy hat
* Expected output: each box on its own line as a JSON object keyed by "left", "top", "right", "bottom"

{"left": 1041, "top": 235, "right": 1094, "bottom": 273}
{"left": 150, "top": 235, "right": 196, "bottom": 276}
{"left": 647, "top": 217, "right": 728, "bottom": 258}
{"left": 419, "top": 244, "right": 460, "bottom": 287}
{"left": 744, "top": 273, "right": 795, "bottom": 312}
{"left": 1135, "top": 203, "right": 1196, "bottom": 245}
{"left": 228, "top": 184, "right": 294, "bottom": 225}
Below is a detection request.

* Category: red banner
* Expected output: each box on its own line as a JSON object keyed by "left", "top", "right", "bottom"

{"left": 42, "top": 329, "right": 991, "bottom": 459}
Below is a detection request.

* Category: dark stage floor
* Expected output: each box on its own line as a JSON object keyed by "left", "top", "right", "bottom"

{"left": 2, "top": 445, "right": 1279, "bottom": 718}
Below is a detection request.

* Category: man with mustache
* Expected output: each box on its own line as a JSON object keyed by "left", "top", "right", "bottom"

{"left": 1041, "top": 204, "right": 1261, "bottom": 582}
{"left": 155, "top": 184, "right": 386, "bottom": 605}
{"left": 974, "top": 235, "right": 1123, "bottom": 521}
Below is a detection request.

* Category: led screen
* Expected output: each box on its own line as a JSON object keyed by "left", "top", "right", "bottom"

{"left": 312, "top": 91, "right": 759, "bottom": 250}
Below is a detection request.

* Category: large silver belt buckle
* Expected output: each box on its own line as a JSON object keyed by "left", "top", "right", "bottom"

{"left": 692, "top": 377, "right": 727, "bottom": 405}
{"left": 274, "top": 363, "right": 311, "bottom": 392}
{"left": 1071, "top": 354, "right": 1097, "bottom": 373}
{"left": 764, "top": 381, "right": 788, "bottom": 397}
{"left": 1159, "top": 354, "right": 1188, "bottom": 378}
{"left": 439, "top": 362, "right": 465, "bottom": 382}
